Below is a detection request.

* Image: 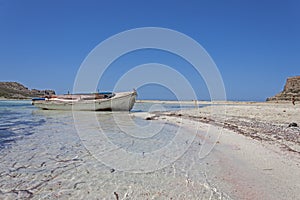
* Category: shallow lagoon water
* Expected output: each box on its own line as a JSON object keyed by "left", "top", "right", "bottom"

{"left": 0, "top": 101, "right": 230, "bottom": 199}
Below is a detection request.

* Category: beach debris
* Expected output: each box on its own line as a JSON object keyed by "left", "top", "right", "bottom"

{"left": 49, "top": 155, "right": 82, "bottom": 163}
{"left": 40, "top": 162, "right": 46, "bottom": 167}
{"left": 165, "top": 107, "right": 299, "bottom": 154}
{"left": 9, "top": 165, "right": 29, "bottom": 173}
{"left": 73, "top": 181, "right": 85, "bottom": 189}
{"left": 114, "top": 191, "right": 119, "bottom": 200}
{"left": 8, "top": 189, "right": 33, "bottom": 199}
{"left": 185, "top": 177, "right": 192, "bottom": 187}
{"left": 288, "top": 122, "right": 298, "bottom": 127}
{"left": 145, "top": 114, "right": 157, "bottom": 120}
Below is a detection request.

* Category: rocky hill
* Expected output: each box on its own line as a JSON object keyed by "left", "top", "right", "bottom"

{"left": 0, "top": 82, "right": 55, "bottom": 99}
{"left": 267, "top": 76, "right": 300, "bottom": 102}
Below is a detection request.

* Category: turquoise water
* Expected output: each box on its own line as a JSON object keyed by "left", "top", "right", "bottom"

{"left": 0, "top": 101, "right": 199, "bottom": 149}
{"left": 0, "top": 100, "right": 230, "bottom": 199}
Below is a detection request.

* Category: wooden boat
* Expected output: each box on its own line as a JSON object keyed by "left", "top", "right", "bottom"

{"left": 32, "top": 90, "right": 137, "bottom": 111}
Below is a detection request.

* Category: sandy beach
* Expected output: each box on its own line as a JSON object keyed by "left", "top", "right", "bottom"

{"left": 133, "top": 101, "right": 300, "bottom": 199}
{"left": 1, "top": 0, "right": 299, "bottom": 199}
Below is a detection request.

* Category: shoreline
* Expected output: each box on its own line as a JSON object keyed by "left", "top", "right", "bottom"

{"left": 136, "top": 99, "right": 295, "bottom": 105}
{"left": 135, "top": 102, "right": 300, "bottom": 155}
{"left": 132, "top": 102, "right": 300, "bottom": 199}
{"left": 0, "top": 97, "right": 32, "bottom": 101}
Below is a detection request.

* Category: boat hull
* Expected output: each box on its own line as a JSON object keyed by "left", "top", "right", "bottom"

{"left": 32, "top": 91, "right": 137, "bottom": 111}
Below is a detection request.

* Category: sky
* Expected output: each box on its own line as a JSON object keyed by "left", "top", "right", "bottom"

{"left": 0, "top": 0, "right": 299, "bottom": 101}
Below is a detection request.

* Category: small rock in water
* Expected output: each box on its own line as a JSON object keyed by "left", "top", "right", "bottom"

{"left": 288, "top": 122, "right": 298, "bottom": 127}
{"left": 145, "top": 114, "right": 156, "bottom": 120}
{"left": 110, "top": 168, "right": 115, "bottom": 173}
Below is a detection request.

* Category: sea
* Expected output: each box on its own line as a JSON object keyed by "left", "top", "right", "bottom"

{"left": 0, "top": 100, "right": 231, "bottom": 199}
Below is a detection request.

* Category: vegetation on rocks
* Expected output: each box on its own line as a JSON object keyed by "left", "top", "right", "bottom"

{"left": 0, "top": 82, "right": 55, "bottom": 99}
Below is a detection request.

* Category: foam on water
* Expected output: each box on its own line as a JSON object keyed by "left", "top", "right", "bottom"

{"left": 0, "top": 101, "right": 231, "bottom": 199}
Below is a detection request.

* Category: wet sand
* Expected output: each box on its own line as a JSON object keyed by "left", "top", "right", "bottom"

{"left": 134, "top": 101, "right": 300, "bottom": 199}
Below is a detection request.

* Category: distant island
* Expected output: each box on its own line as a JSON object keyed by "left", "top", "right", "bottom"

{"left": 267, "top": 76, "right": 300, "bottom": 102}
{"left": 0, "top": 82, "right": 55, "bottom": 99}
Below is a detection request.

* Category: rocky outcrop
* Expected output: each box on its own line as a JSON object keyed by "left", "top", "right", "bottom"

{"left": 267, "top": 76, "right": 300, "bottom": 101}
{"left": 0, "top": 82, "right": 55, "bottom": 99}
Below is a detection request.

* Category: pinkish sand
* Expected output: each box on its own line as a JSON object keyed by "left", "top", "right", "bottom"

{"left": 133, "top": 101, "right": 300, "bottom": 199}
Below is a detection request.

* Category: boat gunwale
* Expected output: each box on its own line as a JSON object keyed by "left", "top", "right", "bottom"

{"left": 32, "top": 91, "right": 136, "bottom": 105}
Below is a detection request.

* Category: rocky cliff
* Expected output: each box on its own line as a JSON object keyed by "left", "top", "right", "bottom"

{"left": 0, "top": 82, "right": 55, "bottom": 99}
{"left": 267, "top": 76, "right": 300, "bottom": 101}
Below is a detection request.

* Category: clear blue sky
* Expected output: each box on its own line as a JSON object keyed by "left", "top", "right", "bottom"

{"left": 0, "top": 0, "right": 299, "bottom": 101}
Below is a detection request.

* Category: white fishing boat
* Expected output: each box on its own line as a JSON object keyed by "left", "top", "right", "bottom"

{"left": 32, "top": 90, "right": 137, "bottom": 111}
